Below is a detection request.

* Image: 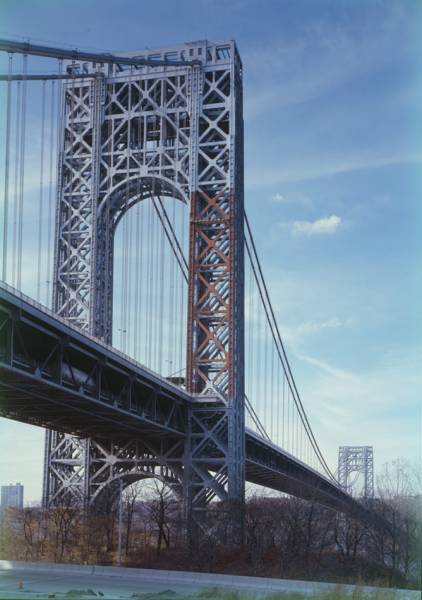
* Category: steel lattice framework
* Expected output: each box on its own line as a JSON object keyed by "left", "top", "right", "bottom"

{"left": 43, "top": 40, "right": 245, "bottom": 541}
{"left": 338, "top": 446, "right": 374, "bottom": 499}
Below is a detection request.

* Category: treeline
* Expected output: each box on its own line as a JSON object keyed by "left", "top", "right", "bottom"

{"left": 0, "top": 461, "right": 420, "bottom": 589}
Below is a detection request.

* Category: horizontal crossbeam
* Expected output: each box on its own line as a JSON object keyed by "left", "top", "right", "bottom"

{"left": 0, "top": 72, "right": 102, "bottom": 81}
{"left": 0, "top": 38, "right": 202, "bottom": 67}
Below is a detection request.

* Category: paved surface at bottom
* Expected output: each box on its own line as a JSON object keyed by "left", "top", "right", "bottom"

{"left": 0, "top": 562, "right": 418, "bottom": 600}
{"left": 1, "top": 569, "right": 202, "bottom": 599}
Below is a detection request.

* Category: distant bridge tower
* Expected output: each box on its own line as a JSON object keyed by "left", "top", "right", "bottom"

{"left": 42, "top": 39, "right": 245, "bottom": 542}
{"left": 338, "top": 446, "right": 374, "bottom": 498}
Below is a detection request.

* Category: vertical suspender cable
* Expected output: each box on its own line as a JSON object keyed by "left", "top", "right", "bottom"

{"left": 178, "top": 205, "right": 186, "bottom": 375}
{"left": 12, "top": 80, "right": 21, "bottom": 287}
{"left": 300, "top": 412, "right": 304, "bottom": 461}
{"left": 294, "top": 395, "right": 297, "bottom": 456}
{"left": 138, "top": 197, "right": 144, "bottom": 362}
{"left": 105, "top": 79, "right": 113, "bottom": 340}
{"left": 263, "top": 318, "right": 268, "bottom": 432}
{"left": 172, "top": 203, "right": 179, "bottom": 375}
{"left": 120, "top": 80, "right": 132, "bottom": 353}
{"left": 36, "top": 81, "right": 46, "bottom": 301}
{"left": 127, "top": 75, "right": 133, "bottom": 355}
{"left": 150, "top": 188, "right": 156, "bottom": 369}
{"left": 134, "top": 80, "right": 143, "bottom": 361}
{"left": 65, "top": 72, "right": 75, "bottom": 317}
{"left": 157, "top": 196, "right": 165, "bottom": 374}
{"left": 128, "top": 207, "right": 134, "bottom": 354}
{"left": 133, "top": 203, "right": 140, "bottom": 359}
{"left": 293, "top": 391, "right": 297, "bottom": 455}
{"left": 154, "top": 193, "right": 160, "bottom": 370}
{"left": 46, "top": 79, "right": 56, "bottom": 306}
{"left": 270, "top": 339, "right": 275, "bottom": 441}
{"left": 121, "top": 206, "right": 129, "bottom": 352}
{"left": 282, "top": 372, "right": 285, "bottom": 448}
{"left": 292, "top": 392, "right": 295, "bottom": 456}
{"left": 51, "top": 59, "right": 63, "bottom": 311}
{"left": 2, "top": 53, "right": 13, "bottom": 282}
{"left": 255, "top": 283, "right": 262, "bottom": 418}
{"left": 287, "top": 386, "right": 291, "bottom": 453}
{"left": 276, "top": 351, "right": 281, "bottom": 445}
{"left": 16, "top": 53, "right": 27, "bottom": 291}
{"left": 174, "top": 201, "right": 181, "bottom": 375}
{"left": 153, "top": 194, "right": 159, "bottom": 370}
{"left": 146, "top": 198, "right": 153, "bottom": 367}
{"left": 168, "top": 198, "right": 176, "bottom": 375}
{"left": 247, "top": 259, "right": 254, "bottom": 429}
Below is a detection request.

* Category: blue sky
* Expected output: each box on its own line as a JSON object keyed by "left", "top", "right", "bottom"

{"left": 0, "top": 0, "right": 421, "bottom": 503}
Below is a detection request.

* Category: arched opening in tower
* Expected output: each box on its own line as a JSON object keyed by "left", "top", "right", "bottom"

{"left": 112, "top": 194, "right": 189, "bottom": 381}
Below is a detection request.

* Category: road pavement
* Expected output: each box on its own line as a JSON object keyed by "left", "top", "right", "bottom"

{"left": 0, "top": 561, "right": 419, "bottom": 600}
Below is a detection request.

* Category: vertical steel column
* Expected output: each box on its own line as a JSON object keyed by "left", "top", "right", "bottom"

{"left": 185, "top": 44, "right": 245, "bottom": 542}
{"left": 43, "top": 74, "right": 104, "bottom": 508}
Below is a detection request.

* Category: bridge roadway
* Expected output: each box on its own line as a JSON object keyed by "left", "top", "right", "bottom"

{"left": 0, "top": 282, "right": 368, "bottom": 520}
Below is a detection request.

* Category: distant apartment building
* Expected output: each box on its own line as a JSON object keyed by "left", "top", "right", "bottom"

{"left": 1, "top": 483, "right": 24, "bottom": 509}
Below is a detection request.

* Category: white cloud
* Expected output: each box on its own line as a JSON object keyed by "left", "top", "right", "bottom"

{"left": 272, "top": 193, "right": 288, "bottom": 203}
{"left": 276, "top": 317, "right": 348, "bottom": 350}
{"left": 295, "top": 317, "right": 343, "bottom": 336}
{"left": 291, "top": 214, "right": 341, "bottom": 236}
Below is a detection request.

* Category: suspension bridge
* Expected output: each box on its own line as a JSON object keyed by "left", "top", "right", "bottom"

{"left": 0, "top": 37, "right": 375, "bottom": 543}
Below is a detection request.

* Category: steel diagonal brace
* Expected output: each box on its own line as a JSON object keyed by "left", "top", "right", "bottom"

{"left": 190, "top": 413, "right": 228, "bottom": 458}
{"left": 191, "top": 464, "right": 228, "bottom": 502}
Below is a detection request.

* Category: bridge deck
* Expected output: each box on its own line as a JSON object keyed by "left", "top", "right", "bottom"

{"left": 0, "top": 282, "right": 370, "bottom": 520}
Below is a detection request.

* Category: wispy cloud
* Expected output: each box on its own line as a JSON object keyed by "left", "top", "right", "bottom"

{"left": 296, "top": 352, "right": 353, "bottom": 379}
{"left": 295, "top": 348, "right": 422, "bottom": 470}
{"left": 246, "top": 154, "right": 422, "bottom": 189}
{"left": 289, "top": 215, "right": 342, "bottom": 236}
{"left": 244, "top": 8, "right": 416, "bottom": 119}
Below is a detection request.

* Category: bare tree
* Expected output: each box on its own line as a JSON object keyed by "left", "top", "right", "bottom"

{"left": 123, "top": 481, "right": 142, "bottom": 557}
{"left": 21, "top": 507, "right": 48, "bottom": 561}
{"left": 374, "top": 459, "right": 421, "bottom": 584}
{"left": 48, "top": 496, "right": 79, "bottom": 562}
{"left": 333, "top": 513, "right": 367, "bottom": 571}
{"left": 147, "top": 480, "right": 175, "bottom": 556}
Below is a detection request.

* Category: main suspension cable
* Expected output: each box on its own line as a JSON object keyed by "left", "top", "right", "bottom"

{"left": 244, "top": 212, "right": 336, "bottom": 481}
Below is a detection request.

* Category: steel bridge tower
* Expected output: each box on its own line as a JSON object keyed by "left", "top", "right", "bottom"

{"left": 338, "top": 446, "right": 374, "bottom": 498}
{"left": 42, "top": 40, "right": 245, "bottom": 541}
